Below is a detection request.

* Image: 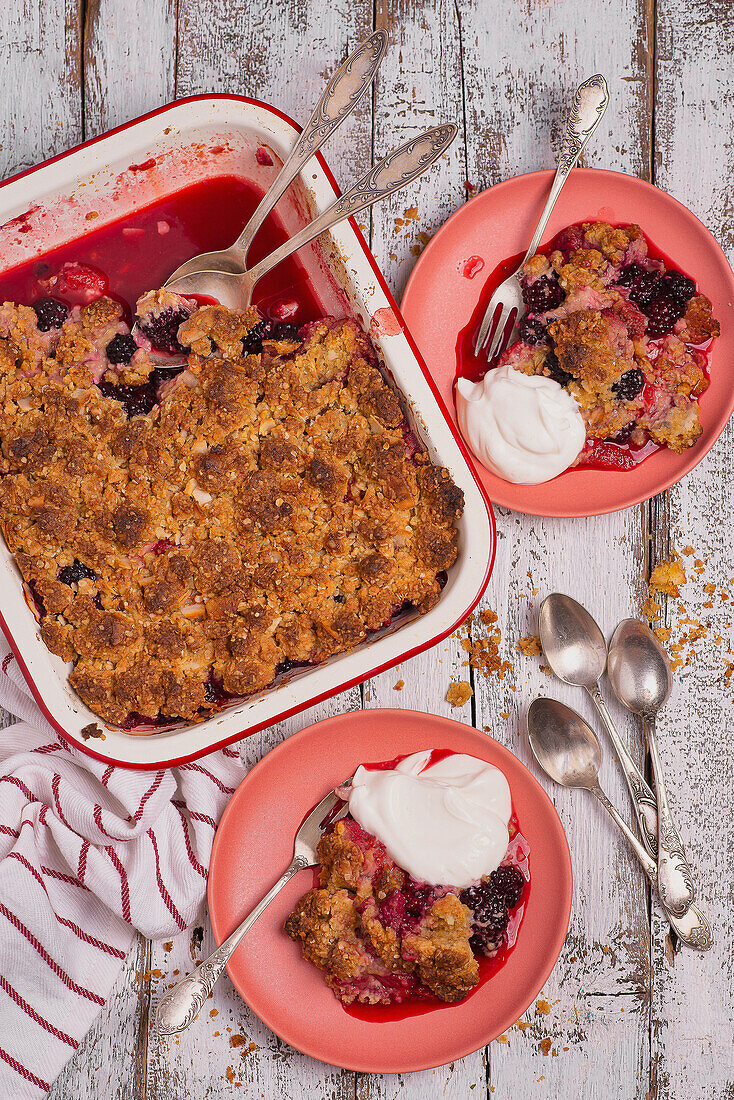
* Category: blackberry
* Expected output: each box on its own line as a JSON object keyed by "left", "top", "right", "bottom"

{"left": 106, "top": 333, "right": 138, "bottom": 365}
{"left": 270, "top": 321, "right": 301, "bottom": 342}
{"left": 241, "top": 319, "right": 270, "bottom": 355}
{"left": 97, "top": 364, "right": 186, "bottom": 418}
{"left": 520, "top": 274, "right": 564, "bottom": 314}
{"left": 58, "top": 559, "right": 96, "bottom": 586}
{"left": 610, "top": 421, "right": 637, "bottom": 444}
{"left": 490, "top": 864, "right": 525, "bottom": 908}
{"left": 544, "top": 350, "right": 574, "bottom": 388}
{"left": 140, "top": 307, "right": 190, "bottom": 353}
{"left": 617, "top": 264, "right": 660, "bottom": 308}
{"left": 32, "top": 297, "right": 68, "bottom": 331}
{"left": 645, "top": 294, "right": 685, "bottom": 339}
{"left": 612, "top": 368, "right": 645, "bottom": 401}
{"left": 657, "top": 270, "right": 695, "bottom": 306}
{"left": 333, "top": 593, "right": 346, "bottom": 603}
{"left": 518, "top": 316, "right": 548, "bottom": 345}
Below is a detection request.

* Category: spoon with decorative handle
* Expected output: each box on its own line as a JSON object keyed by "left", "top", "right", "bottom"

{"left": 527, "top": 697, "right": 712, "bottom": 950}
{"left": 539, "top": 593, "right": 660, "bottom": 859}
{"left": 166, "top": 30, "right": 388, "bottom": 283}
{"left": 165, "top": 124, "right": 458, "bottom": 311}
{"left": 607, "top": 619, "right": 696, "bottom": 918}
{"left": 155, "top": 785, "right": 350, "bottom": 1036}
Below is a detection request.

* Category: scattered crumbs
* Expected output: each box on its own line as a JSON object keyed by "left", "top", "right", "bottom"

{"left": 539, "top": 664, "right": 552, "bottom": 677}
{"left": 214, "top": 1030, "right": 220, "bottom": 1036}
{"left": 642, "top": 596, "right": 660, "bottom": 620}
{"left": 539, "top": 1037, "right": 552, "bottom": 1055}
{"left": 514, "top": 1020, "right": 531, "bottom": 1031}
{"left": 500, "top": 711, "right": 509, "bottom": 719}
{"left": 230, "top": 1034, "right": 249, "bottom": 1048}
{"left": 649, "top": 557, "right": 686, "bottom": 597}
{"left": 518, "top": 635, "right": 542, "bottom": 656}
{"left": 210, "top": 1008, "right": 218, "bottom": 1017}
{"left": 495, "top": 1033, "right": 509, "bottom": 1044}
{"left": 532, "top": 587, "right": 539, "bottom": 596}
{"left": 654, "top": 627, "right": 671, "bottom": 643}
{"left": 404, "top": 206, "right": 419, "bottom": 222}
{"left": 552, "top": 1049, "right": 559, "bottom": 1057}
{"left": 447, "top": 680, "right": 473, "bottom": 707}
{"left": 140, "top": 968, "right": 162, "bottom": 983}
{"left": 682, "top": 545, "right": 696, "bottom": 555}
{"left": 665, "top": 932, "right": 677, "bottom": 966}
{"left": 393, "top": 679, "right": 405, "bottom": 691}
{"left": 226, "top": 1066, "right": 235, "bottom": 1083}
{"left": 563, "top": 1046, "right": 569, "bottom": 1051}
{"left": 163, "top": 941, "right": 173, "bottom": 953}
{"left": 173, "top": 968, "right": 179, "bottom": 975}
{"left": 535, "top": 998, "right": 551, "bottom": 1015}
{"left": 85, "top": 210, "right": 99, "bottom": 221}
{"left": 453, "top": 609, "right": 512, "bottom": 681}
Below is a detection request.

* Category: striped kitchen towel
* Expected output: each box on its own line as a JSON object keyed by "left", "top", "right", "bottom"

{"left": 0, "top": 645, "right": 244, "bottom": 1097}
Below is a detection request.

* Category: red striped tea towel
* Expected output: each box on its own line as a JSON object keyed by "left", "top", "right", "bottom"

{"left": 0, "top": 646, "right": 244, "bottom": 1096}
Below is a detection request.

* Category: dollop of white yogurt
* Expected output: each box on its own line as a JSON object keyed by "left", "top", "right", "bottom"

{"left": 347, "top": 750, "right": 512, "bottom": 888}
{"left": 456, "top": 364, "right": 586, "bottom": 484}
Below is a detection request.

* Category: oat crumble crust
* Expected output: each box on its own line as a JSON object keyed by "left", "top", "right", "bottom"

{"left": 0, "top": 293, "right": 463, "bottom": 727}
{"left": 506, "top": 221, "right": 721, "bottom": 455}
{"left": 285, "top": 819, "right": 479, "bottom": 1004}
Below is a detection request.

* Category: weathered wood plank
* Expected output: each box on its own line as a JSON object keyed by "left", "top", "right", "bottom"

{"left": 0, "top": 0, "right": 82, "bottom": 179}
{"left": 361, "top": 3, "right": 488, "bottom": 1096}
{"left": 649, "top": 2, "right": 734, "bottom": 1097}
{"left": 83, "top": 0, "right": 177, "bottom": 138}
{"left": 456, "top": 0, "right": 654, "bottom": 1093}
{"left": 143, "top": 1, "right": 374, "bottom": 1096}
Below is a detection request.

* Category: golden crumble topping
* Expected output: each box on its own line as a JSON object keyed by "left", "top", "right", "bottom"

{"left": 504, "top": 221, "right": 721, "bottom": 458}
{"left": 0, "top": 293, "right": 463, "bottom": 728}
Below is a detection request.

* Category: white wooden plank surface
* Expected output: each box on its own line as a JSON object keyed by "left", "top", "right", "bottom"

{"left": 0, "top": 0, "right": 728, "bottom": 1097}
{"left": 649, "top": 3, "right": 734, "bottom": 1097}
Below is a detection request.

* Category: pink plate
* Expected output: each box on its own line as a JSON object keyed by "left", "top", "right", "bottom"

{"left": 402, "top": 168, "right": 734, "bottom": 517}
{"left": 208, "top": 709, "right": 572, "bottom": 1073}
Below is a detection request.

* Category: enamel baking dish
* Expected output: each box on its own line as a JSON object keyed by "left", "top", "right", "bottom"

{"left": 0, "top": 95, "right": 495, "bottom": 768}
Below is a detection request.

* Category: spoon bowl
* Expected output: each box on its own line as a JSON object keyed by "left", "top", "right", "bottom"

{"left": 539, "top": 593, "right": 607, "bottom": 690}
{"left": 527, "top": 697, "right": 602, "bottom": 789}
{"left": 607, "top": 618, "right": 673, "bottom": 717}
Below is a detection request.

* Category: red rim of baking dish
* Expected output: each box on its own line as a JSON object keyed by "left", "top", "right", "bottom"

{"left": 0, "top": 94, "right": 496, "bottom": 769}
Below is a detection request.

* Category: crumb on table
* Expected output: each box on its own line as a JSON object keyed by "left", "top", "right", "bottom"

{"left": 649, "top": 558, "right": 687, "bottom": 597}
{"left": 446, "top": 680, "right": 473, "bottom": 707}
{"left": 518, "top": 635, "right": 542, "bottom": 656}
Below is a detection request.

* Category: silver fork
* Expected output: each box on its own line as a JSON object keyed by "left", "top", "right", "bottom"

{"left": 154, "top": 780, "right": 351, "bottom": 1036}
{"left": 473, "top": 75, "right": 610, "bottom": 362}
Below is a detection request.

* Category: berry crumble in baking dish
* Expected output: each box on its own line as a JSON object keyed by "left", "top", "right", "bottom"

{"left": 0, "top": 291, "right": 463, "bottom": 729}
{"left": 456, "top": 221, "right": 720, "bottom": 478}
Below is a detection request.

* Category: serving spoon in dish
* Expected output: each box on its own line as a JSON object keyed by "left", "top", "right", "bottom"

{"left": 164, "top": 124, "right": 457, "bottom": 312}
{"left": 167, "top": 30, "right": 388, "bottom": 283}
{"left": 155, "top": 780, "right": 352, "bottom": 1036}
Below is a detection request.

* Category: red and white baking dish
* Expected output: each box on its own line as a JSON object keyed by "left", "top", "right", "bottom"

{"left": 0, "top": 95, "right": 495, "bottom": 769}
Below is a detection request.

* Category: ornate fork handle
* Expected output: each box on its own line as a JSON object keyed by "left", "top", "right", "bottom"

{"left": 233, "top": 31, "right": 388, "bottom": 264}
{"left": 521, "top": 75, "right": 610, "bottom": 265}
{"left": 155, "top": 855, "right": 309, "bottom": 1036}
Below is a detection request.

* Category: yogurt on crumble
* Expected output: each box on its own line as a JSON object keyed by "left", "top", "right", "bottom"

{"left": 456, "top": 364, "right": 586, "bottom": 484}
{"left": 347, "top": 750, "right": 512, "bottom": 889}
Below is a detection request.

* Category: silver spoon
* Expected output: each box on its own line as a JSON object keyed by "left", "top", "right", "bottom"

{"left": 165, "top": 124, "right": 457, "bottom": 312}
{"left": 607, "top": 619, "right": 696, "bottom": 918}
{"left": 155, "top": 781, "right": 351, "bottom": 1036}
{"left": 539, "top": 593, "right": 659, "bottom": 858}
{"left": 527, "top": 698, "right": 712, "bottom": 950}
{"left": 167, "top": 31, "right": 388, "bottom": 283}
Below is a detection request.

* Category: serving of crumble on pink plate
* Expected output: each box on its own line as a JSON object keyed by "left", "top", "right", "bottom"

{"left": 402, "top": 168, "right": 734, "bottom": 517}
{"left": 208, "top": 709, "right": 572, "bottom": 1073}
